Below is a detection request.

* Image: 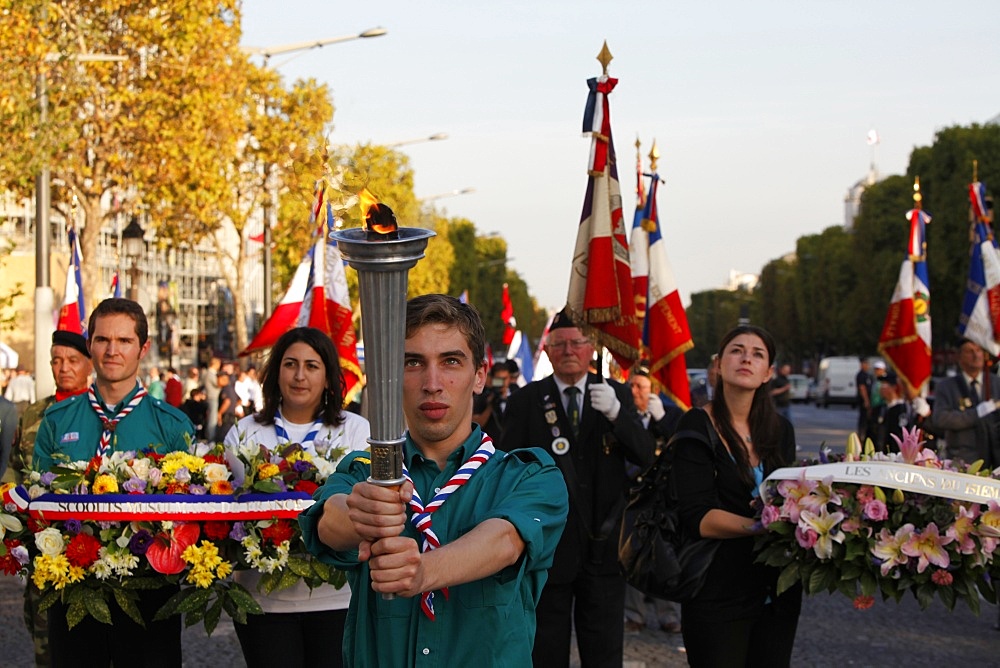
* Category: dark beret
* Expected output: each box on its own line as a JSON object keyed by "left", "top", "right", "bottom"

{"left": 549, "top": 309, "right": 578, "bottom": 332}
{"left": 52, "top": 330, "right": 90, "bottom": 358}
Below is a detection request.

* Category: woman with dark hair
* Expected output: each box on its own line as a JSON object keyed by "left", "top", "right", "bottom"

{"left": 670, "top": 325, "right": 801, "bottom": 666}
{"left": 224, "top": 327, "right": 369, "bottom": 668}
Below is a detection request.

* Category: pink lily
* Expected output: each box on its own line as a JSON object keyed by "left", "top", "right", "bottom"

{"left": 890, "top": 426, "right": 926, "bottom": 465}
{"left": 900, "top": 522, "right": 954, "bottom": 573}
{"left": 871, "top": 524, "right": 915, "bottom": 576}
{"left": 947, "top": 505, "right": 980, "bottom": 555}
{"left": 978, "top": 500, "right": 1000, "bottom": 538}
{"left": 798, "top": 477, "right": 843, "bottom": 517}
{"left": 798, "top": 506, "right": 846, "bottom": 559}
{"left": 777, "top": 474, "right": 818, "bottom": 523}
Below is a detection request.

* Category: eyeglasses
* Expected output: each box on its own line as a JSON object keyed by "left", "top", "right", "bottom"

{"left": 548, "top": 338, "right": 590, "bottom": 352}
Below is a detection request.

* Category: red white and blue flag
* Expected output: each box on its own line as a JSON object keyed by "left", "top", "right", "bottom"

{"left": 566, "top": 73, "right": 641, "bottom": 369}
{"left": 630, "top": 168, "right": 693, "bottom": 409}
{"left": 501, "top": 283, "right": 516, "bottom": 346}
{"left": 878, "top": 183, "right": 932, "bottom": 395}
{"left": 629, "top": 144, "right": 649, "bottom": 323}
{"left": 109, "top": 272, "right": 122, "bottom": 299}
{"left": 57, "top": 225, "right": 87, "bottom": 336}
{"left": 242, "top": 182, "right": 363, "bottom": 403}
{"left": 957, "top": 180, "right": 1000, "bottom": 356}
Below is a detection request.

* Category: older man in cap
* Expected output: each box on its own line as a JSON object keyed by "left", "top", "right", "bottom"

{"left": 2, "top": 330, "right": 92, "bottom": 668}
{"left": 500, "top": 309, "right": 655, "bottom": 668}
{"left": 4, "top": 330, "right": 93, "bottom": 483}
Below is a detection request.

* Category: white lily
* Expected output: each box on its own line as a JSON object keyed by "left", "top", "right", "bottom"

{"left": 799, "top": 507, "right": 846, "bottom": 559}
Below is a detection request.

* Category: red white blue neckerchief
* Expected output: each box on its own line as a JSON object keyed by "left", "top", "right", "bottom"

{"left": 88, "top": 382, "right": 147, "bottom": 457}
{"left": 402, "top": 433, "right": 495, "bottom": 620}
{"left": 273, "top": 410, "right": 323, "bottom": 449}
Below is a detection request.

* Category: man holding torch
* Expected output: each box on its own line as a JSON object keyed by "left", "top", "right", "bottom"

{"left": 300, "top": 294, "right": 568, "bottom": 666}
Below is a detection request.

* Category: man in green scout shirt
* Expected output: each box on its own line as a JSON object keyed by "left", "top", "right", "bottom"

{"left": 33, "top": 298, "right": 193, "bottom": 668}
{"left": 300, "top": 294, "right": 568, "bottom": 667}
{"left": 34, "top": 298, "right": 193, "bottom": 472}
{"left": 4, "top": 329, "right": 92, "bottom": 668}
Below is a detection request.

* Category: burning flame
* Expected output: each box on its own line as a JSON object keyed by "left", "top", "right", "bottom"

{"left": 359, "top": 188, "right": 398, "bottom": 237}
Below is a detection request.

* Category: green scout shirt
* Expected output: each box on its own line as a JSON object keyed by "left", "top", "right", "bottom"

{"left": 33, "top": 384, "right": 194, "bottom": 472}
{"left": 2, "top": 395, "right": 55, "bottom": 483}
{"left": 299, "top": 426, "right": 568, "bottom": 668}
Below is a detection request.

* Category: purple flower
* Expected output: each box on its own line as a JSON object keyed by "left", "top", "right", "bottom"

{"left": 122, "top": 478, "right": 147, "bottom": 494}
{"left": 174, "top": 467, "right": 191, "bottom": 484}
{"left": 128, "top": 529, "right": 154, "bottom": 555}
{"left": 273, "top": 478, "right": 288, "bottom": 492}
{"left": 64, "top": 518, "right": 83, "bottom": 535}
{"left": 293, "top": 460, "right": 313, "bottom": 474}
{"left": 148, "top": 468, "right": 163, "bottom": 487}
{"left": 98, "top": 521, "right": 120, "bottom": 531}
{"left": 11, "top": 545, "right": 28, "bottom": 565}
{"left": 188, "top": 484, "right": 207, "bottom": 496}
{"left": 39, "top": 472, "right": 57, "bottom": 486}
{"left": 229, "top": 522, "right": 248, "bottom": 541}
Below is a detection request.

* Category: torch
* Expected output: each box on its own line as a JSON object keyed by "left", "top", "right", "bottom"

{"left": 331, "top": 191, "right": 434, "bottom": 596}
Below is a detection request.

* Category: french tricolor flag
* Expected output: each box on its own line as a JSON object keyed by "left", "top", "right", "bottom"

{"left": 879, "top": 190, "right": 932, "bottom": 395}
{"left": 958, "top": 181, "right": 1000, "bottom": 356}
{"left": 56, "top": 225, "right": 87, "bottom": 336}
{"left": 631, "top": 169, "right": 693, "bottom": 409}
{"left": 242, "top": 184, "right": 362, "bottom": 403}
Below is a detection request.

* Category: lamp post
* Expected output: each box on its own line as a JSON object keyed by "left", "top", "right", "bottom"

{"left": 385, "top": 133, "right": 449, "bottom": 149}
{"left": 421, "top": 187, "right": 476, "bottom": 203}
{"left": 121, "top": 216, "right": 145, "bottom": 302}
{"left": 241, "top": 27, "right": 388, "bottom": 318}
{"left": 33, "top": 38, "right": 127, "bottom": 397}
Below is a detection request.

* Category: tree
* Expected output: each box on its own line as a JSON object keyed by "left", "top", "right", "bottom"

{"left": 0, "top": 0, "right": 248, "bottom": 310}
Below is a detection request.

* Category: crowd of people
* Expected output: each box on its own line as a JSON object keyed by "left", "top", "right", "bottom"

{"left": 5, "top": 293, "right": 999, "bottom": 667}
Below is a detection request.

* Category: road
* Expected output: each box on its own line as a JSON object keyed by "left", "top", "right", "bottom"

{"left": 787, "top": 400, "right": 859, "bottom": 459}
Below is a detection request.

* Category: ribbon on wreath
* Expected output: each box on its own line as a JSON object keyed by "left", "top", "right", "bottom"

{"left": 763, "top": 462, "right": 1000, "bottom": 505}
{"left": 27, "top": 491, "right": 315, "bottom": 521}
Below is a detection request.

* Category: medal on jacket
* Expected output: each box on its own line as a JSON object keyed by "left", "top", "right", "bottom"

{"left": 552, "top": 436, "right": 570, "bottom": 455}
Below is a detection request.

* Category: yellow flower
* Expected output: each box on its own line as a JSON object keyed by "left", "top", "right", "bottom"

{"left": 209, "top": 481, "right": 234, "bottom": 495}
{"left": 216, "top": 561, "right": 233, "bottom": 579}
{"left": 257, "top": 463, "right": 280, "bottom": 479}
{"left": 92, "top": 474, "right": 120, "bottom": 494}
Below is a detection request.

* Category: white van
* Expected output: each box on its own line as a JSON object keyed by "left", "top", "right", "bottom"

{"left": 815, "top": 356, "right": 861, "bottom": 408}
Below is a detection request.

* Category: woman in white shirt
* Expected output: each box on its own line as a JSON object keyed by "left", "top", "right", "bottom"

{"left": 224, "top": 327, "right": 369, "bottom": 668}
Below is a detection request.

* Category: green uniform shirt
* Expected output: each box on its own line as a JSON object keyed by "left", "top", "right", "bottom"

{"left": 3, "top": 395, "right": 55, "bottom": 483}
{"left": 33, "top": 384, "right": 194, "bottom": 472}
{"left": 299, "top": 426, "right": 568, "bottom": 668}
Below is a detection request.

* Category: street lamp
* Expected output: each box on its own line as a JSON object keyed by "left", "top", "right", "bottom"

{"left": 121, "top": 216, "right": 145, "bottom": 302}
{"left": 421, "top": 187, "right": 476, "bottom": 203}
{"left": 241, "top": 27, "right": 388, "bottom": 317}
{"left": 242, "top": 27, "right": 387, "bottom": 64}
{"left": 385, "top": 133, "right": 449, "bottom": 149}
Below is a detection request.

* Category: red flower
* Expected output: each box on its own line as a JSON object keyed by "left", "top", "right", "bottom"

{"left": 203, "top": 454, "right": 226, "bottom": 464}
{"left": 0, "top": 539, "right": 22, "bottom": 575}
{"left": 84, "top": 455, "right": 103, "bottom": 476}
{"left": 146, "top": 523, "right": 201, "bottom": 574}
{"left": 931, "top": 570, "right": 954, "bottom": 586}
{"left": 27, "top": 518, "right": 48, "bottom": 534}
{"left": 296, "top": 480, "right": 319, "bottom": 496}
{"left": 165, "top": 482, "right": 188, "bottom": 495}
{"left": 203, "top": 521, "right": 231, "bottom": 542}
{"left": 65, "top": 533, "right": 102, "bottom": 569}
{"left": 260, "top": 520, "right": 295, "bottom": 545}
{"left": 852, "top": 595, "right": 875, "bottom": 610}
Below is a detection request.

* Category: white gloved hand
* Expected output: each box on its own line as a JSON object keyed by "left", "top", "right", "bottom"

{"left": 588, "top": 382, "right": 621, "bottom": 421}
{"left": 911, "top": 396, "right": 931, "bottom": 418}
{"left": 976, "top": 400, "right": 997, "bottom": 418}
{"left": 647, "top": 394, "right": 666, "bottom": 422}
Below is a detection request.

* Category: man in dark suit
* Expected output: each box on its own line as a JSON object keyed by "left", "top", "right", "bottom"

{"left": 931, "top": 339, "right": 1000, "bottom": 466}
{"left": 500, "top": 310, "right": 655, "bottom": 668}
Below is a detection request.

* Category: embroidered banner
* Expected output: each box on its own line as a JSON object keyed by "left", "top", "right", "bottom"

{"left": 27, "top": 491, "right": 315, "bottom": 521}
{"left": 763, "top": 462, "right": 1000, "bottom": 505}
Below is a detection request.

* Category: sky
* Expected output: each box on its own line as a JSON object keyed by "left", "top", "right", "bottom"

{"left": 240, "top": 0, "right": 1000, "bottom": 312}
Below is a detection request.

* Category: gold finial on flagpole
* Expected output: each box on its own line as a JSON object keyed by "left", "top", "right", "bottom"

{"left": 913, "top": 176, "right": 922, "bottom": 207}
{"left": 648, "top": 140, "right": 660, "bottom": 173}
{"left": 597, "top": 41, "right": 613, "bottom": 75}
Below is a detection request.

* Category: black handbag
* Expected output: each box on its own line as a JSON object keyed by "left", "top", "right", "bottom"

{"left": 618, "top": 428, "right": 720, "bottom": 602}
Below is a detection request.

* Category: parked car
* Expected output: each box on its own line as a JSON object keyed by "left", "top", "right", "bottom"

{"left": 788, "top": 374, "right": 811, "bottom": 403}
{"left": 687, "top": 368, "right": 707, "bottom": 397}
{"left": 815, "top": 356, "right": 860, "bottom": 408}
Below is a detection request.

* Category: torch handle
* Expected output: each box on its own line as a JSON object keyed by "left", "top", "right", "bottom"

{"left": 366, "top": 478, "right": 403, "bottom": 601}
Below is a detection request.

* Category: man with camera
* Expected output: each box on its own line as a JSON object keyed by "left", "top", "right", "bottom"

{"left": 472, "top": 361, "right": 513, "bottom": 440}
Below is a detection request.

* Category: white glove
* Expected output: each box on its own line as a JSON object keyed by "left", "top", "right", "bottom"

{"left": 647, "top": 394, "right": 666, "bottom": 422}
{"left": 911, "top": 396, "right": 931, "bottom": 418}
{"left": 976, "top": 400, "right": 997, "bottom": 418}
{"left": 588, "top": 382, "right": 621, "bottom": 421}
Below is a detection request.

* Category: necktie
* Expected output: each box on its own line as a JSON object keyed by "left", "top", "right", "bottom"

{"left": 971, "top": 379, "right": 980, "bottom": 404}
{"left": 565, "top": 387, "right": 581, "bottom": 438}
